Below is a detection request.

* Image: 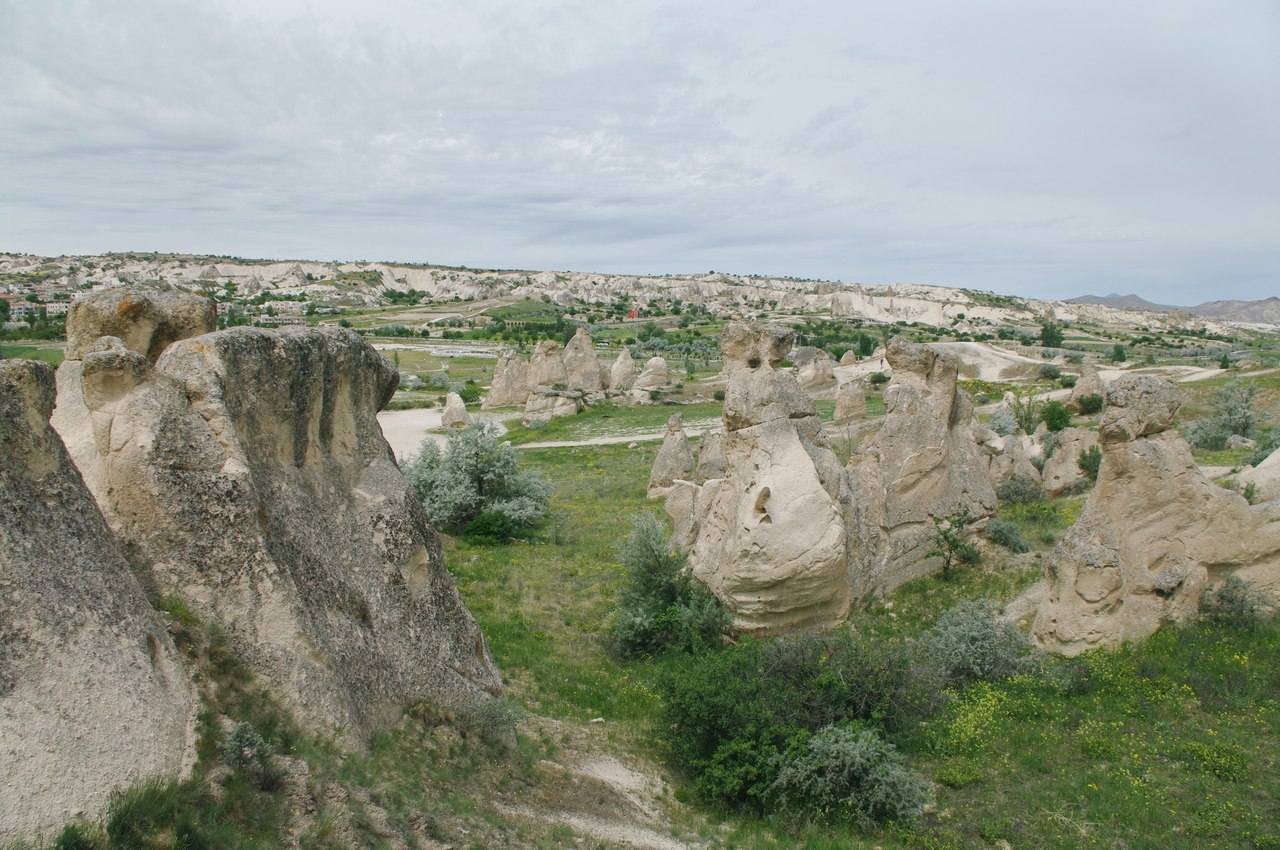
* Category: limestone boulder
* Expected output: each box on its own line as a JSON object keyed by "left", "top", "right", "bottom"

{"left": 696, "top": 430, "right": 726, "bottom": 483}
{"left": 522, "top": 386, "right": 583, "bottom": 427}
{"left": 482, "top": 350, "right": 531, "bottom": 409}
{"left": 845, "top": 337, "right": 996, "bottom": 597}
{"left": 1041, "top": 427, "right": 1100, "bottom": 496}
{"left": 54, "top": 327, "right": 502, "bottom": 744}
{"left": 609, "top": 347, "right": 638, "bottom": 390}
{"left": 988, "top": 434, "right": 1042, "bottom": 488}
{"left": 1068, "top": 363, "right": 1104, "bottom": 411}
{"left": 839, "top": 350, "right": 858, "bottom": 366}
{"left": 633, "top": 356, "right": 669, "bottom": 389}
{"left": 65, "top": 289, "right": 215, "bottom": 362}
{"left": 529, "top": 339, "right": 568, "bottom": 388}
{"left": 562, "top": 328, "right": 608, "bottom": 392}
{"left": 833, "top": 379, "right": 866, "bottom": 425}
{"left": 441, "top": 391, "right": 470, "bottom": 428}
{"left": 0, "top": 360, "right": 196, "bottom": 843}
{"left": 1032, "top": 376, "right": 1280, "bottom": 655}
{"left": 648, "top": 414, "right": 695, "bottom": 497}
{"left": 1238, "top": 448, "right": 1280, "bottom": 503}
{"left": 792, "top": 346, "right": 835, "bottom": 391}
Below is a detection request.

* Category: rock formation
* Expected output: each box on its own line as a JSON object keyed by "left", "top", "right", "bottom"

{"left": 1068, "top": 362, "right": 1104, "bottom": 410}
{"left": 528, "top": 339, "right": 568, "bottom": 389}
{"left": 53, "top": 326, "right": 502, "bottom": 744}
{"left": 1238, "top": 448, "right": 1280, "bottom": 503}
{"left": 65, "top": 289, "right": 216, "bottom": 362}
{"left": 668, "top": 324, "right": 854, "bottom": 630}
{"left": 1032, "top": 376, "right": 1280, "bottom": 655}
{"left": 0, "top": 360, "right": 196, "bottom": 843}
{"left": 441, "top": 391, "right": 470, "bottom": 428}
{"left": 562, "top": 328, "right": 608, "bottom": 392}
{"left": 1040, "top": 427, "right": 1100, "bottom": 496}
{"left": 792, "top": 346, "right": 835, "bottom": 391}
{"left": 609, "top": 347, "right": 638, "bottom": 390}
{"left": 647, "top": 414, "right": 695, "bottom": 497}
{"left": 845, "top": 337, "right": 997, "bottom": 597}
{"left": 833, "top": 379, "right": 866, "bottom": 425}
{"left": 839, "top": 350, "right": 858, "bottom": 366}
{"left": 482, "top": 351, "right": 531, "bottom": 409}
{"left": 522, "top": 387, "right": 584, "bottom": 427}
{"left": 987, "top": 434, "right": 1042, "bottom": 487}
{"left": 695, "top": 430, "right": 726, "bottom": 483}
{"left": 633, "top": 356, "right": 668, "bottom": 390}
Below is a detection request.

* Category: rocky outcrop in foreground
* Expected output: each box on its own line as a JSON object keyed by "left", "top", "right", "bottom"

{"left": 1, "top": 360, "right": 196, "bottom": 842}
{"left": 54, "top": 324, "right": 502, "bottom": 743}
{"left": 1033, "top": 376, "right": 1280, "bottom": 654}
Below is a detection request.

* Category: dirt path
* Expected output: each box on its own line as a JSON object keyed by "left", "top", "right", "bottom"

{"left": 376, "top": 408, "right": 508, "bottom": 460}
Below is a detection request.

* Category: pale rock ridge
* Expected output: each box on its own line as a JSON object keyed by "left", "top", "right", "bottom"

{"left": 0, "top": 360, "right": 196, "bottom": 843}
{"left": 441, "top": 392, "right": 470, "bottom": 428}
{"left": 845, "top": 337, "right": 997, "bottom": 598}
{"left": 647, "top": 414, "right": 695, "bottom": 497}
{"left": 669, "top": 324, "right": 854, "bottom": 630}
{"left": 56, "top": 326, "right": 502, "bottom": 743}
{"left": 65, "top": 289, "right": 216, "bottom": 362}
{"left": 1032, "top": 376, "right": 1280, "bottom": 655}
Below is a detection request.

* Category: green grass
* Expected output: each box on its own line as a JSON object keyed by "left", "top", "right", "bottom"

{"left": 1, "top": 342, "right": 64, "bottom": 365}
{"left": 502, "top": 400, "right": 725, "bottom": 445}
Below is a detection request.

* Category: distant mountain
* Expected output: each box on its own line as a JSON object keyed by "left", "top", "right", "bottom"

{"left": 1066, "top": 293, "right": 1176, "bottom": 312}
{"left": 1189, "top": 296, "right": 1280, "bottom": 325}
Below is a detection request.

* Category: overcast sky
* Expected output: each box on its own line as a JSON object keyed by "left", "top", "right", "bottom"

{"left": 2, "top": 0, "right": 1278, "bottom": 303}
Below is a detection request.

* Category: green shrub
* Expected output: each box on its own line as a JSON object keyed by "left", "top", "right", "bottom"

{"left": 1110, "top": 343, "right": 1126, "bottom": 362}
{"left": 1058, "top": 374, "right": 1077, "bottom": 388}
{"left": 1187, "top": 418, "right": 1230, "bottom": 451}
{"left": 1008, "top": 391, "right": 1044, "bottom": 435}
{"left": 457, "top": 379, "right": 482, "bottom": 405}
{"left": 766, "top": 724, "right": 932, "bottom": 830}
{"left": 1077, "top": 394, "right": 1104, "bottom": 415}
{"left": 611, "top": 514, "right": 729, "bottom": 657}
{"left": 1204, "top": 576, "right": 1265, "bottom": 627}
{"left": 996, "top": 475, "right": 1045, "bottom": 505}
{"left": 1039, "top": 364, "right": 1061, "bottom": 380}
{"left": 927, "top": 507, "right": 981, "bottom": 580}
{"left": 989, "top": 409, "right": 1017, "bottom": 436}
{"left": 917, "top": 600, "right": 1038, "bottom": 688}
{"left": 868, "top": 371, "right": 890, "bottom": 386}
{"left": 984, "top": 518, "right": 1030, "bottom": 553}
{"left": 463, "top": 511, "right": 518, "bottom": 543}
{"left": 105, "top": 778, "right": 204, "bottom": 848}
{"left": 1040, "top": 400, "right": 1071, "bottom": 432}
{"left": 1248, "top": 427, "right": 1279, "bottom": 466}
{"left": 1077, "top": 445, "right": 1102, "bottom": 482}
{"left": 218, "top": 722, "right": 283, "bottom": 791}
{"left": 404, "top": 422, "right": 550, "bottom": 531}
{"left": 713, "top": 389, "right": 726, "bottom": 401}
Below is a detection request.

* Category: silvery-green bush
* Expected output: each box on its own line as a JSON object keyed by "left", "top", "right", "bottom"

{"left": 767, "top": 724, "right": 932, "bottom": 829}
{"left": 404, "top": 422, "right": 550, "bottom": 530}
{"left": 918, "top": 600, "right": 1038, "bottom": 688}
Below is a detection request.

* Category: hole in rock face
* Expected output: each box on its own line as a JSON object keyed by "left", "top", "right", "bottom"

{"left": 753, "top": 486, "right": 772, "bottom": 523}
{"left": 747, "top": 356, "right": 761, "bottom": 369}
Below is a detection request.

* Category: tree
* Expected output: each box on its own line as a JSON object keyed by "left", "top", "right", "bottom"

{"left": 404, "top": 422, "right": 550, "bottom": 534}
{"left": 1110, "top": 343, "right": 1127, "bottom": 362}
{"left": 927, "top": 507, "right": 981, "bottom": 580}
{"left": 1039, "top": 322, "right": 1064, "bottom": 348}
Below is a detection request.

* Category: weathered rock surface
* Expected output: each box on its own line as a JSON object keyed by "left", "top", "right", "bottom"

{"left": 833, "top": 379, "right": 866, "bottom": 425}
{"left": 528, "top": 339, "right": 568, "bottom": 389}
{"left": 845, "top": 337, "right": 996, "bottom": 597}
{"left": 839, "top": 350, "right": 858, "bottom": 366}
{"left": 54, "top": 326, "right": 502, "bottom": 744}
{"left": 1041, "top": 427, "right": 1100, "bottom": 496}
{"left": 441, "top": 391, "right": 470, "bottom": 428}
{"left": 562, "top": 328, "right": 608, "bottom": 392}
{"left": 0, "top": 360, "right": 196, "bottom": 843}
{"left": 522, "top": 386, "right": 583, "bottom": 427}
{"left": 647, "top": 414, "right": 695, "bottom": 497}
{"left": 609, "top": 347, "right": 637, "bottom": 390}
{"left": 792, "top": 346, "right": 835, "bottom": 390}
{"left": 1238, "top": 448, "right": 1280, "bottom": 503}
{"left": 671, "top": 324, "right": 853, "bottom": 630}
{"left": 695, "top": 430, "right": 726, "bottom": 483}
{"left": 633, "top": 356, "right": 668, "bottom": 389}
{"left": 1068, "top": 363, "right": 1105, "bottom": 410}
{"left": 482, "top": 351, "right": 531, "bottom": 409}
{"left": 1032, "top": 375, "right": 1280, "bottom": 655}
{"left": 987, "top": 434, "right": 1042, "bottom": 487}
{"left": 65, "top": 289, "right": 215, "bottom": 362}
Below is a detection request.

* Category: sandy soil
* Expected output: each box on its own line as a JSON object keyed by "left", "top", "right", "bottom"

{"left": 376, "top": 408, "right": 508, "bottom": 459}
